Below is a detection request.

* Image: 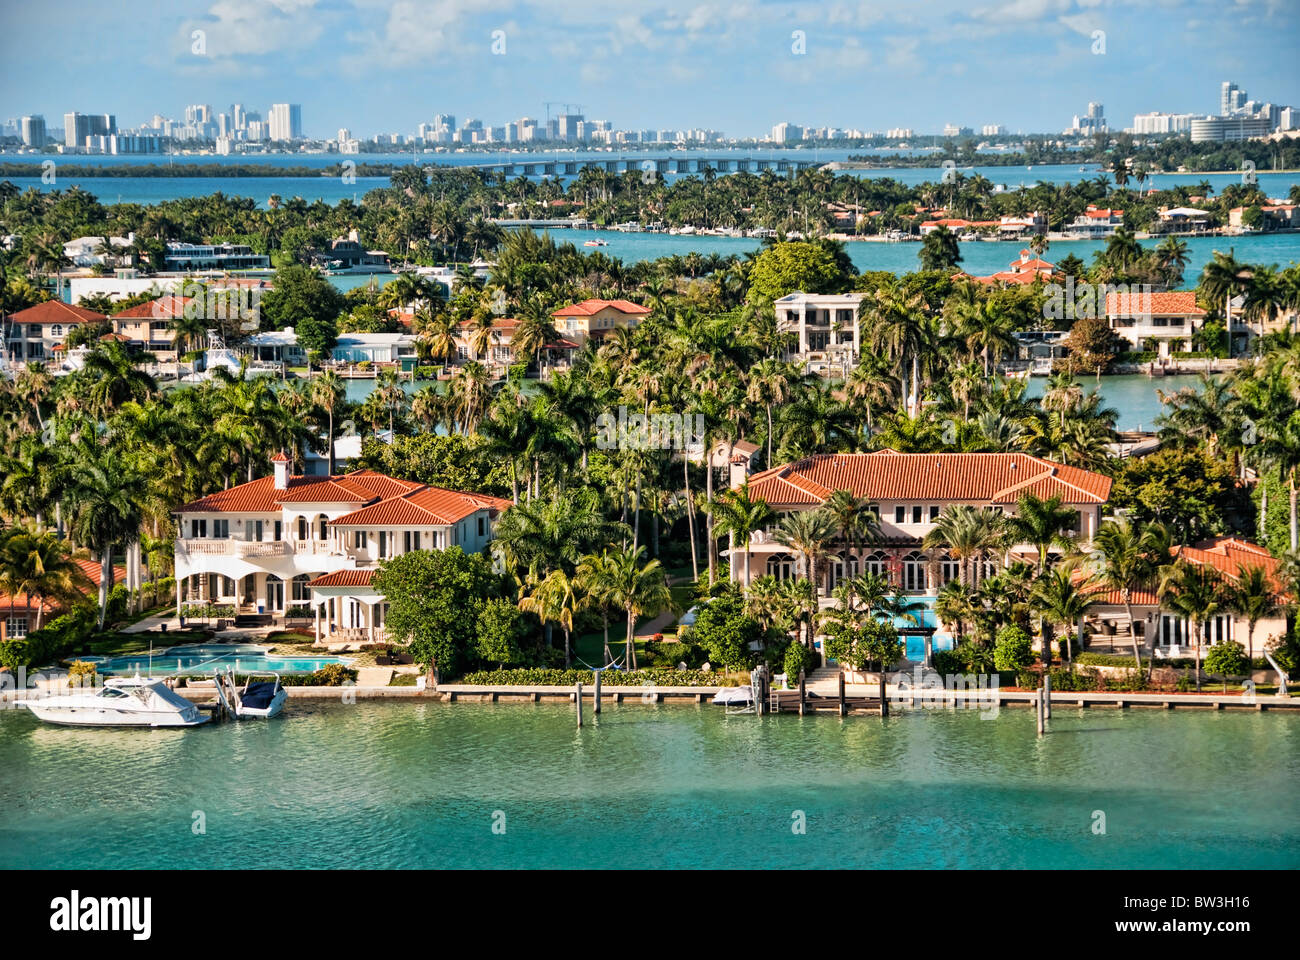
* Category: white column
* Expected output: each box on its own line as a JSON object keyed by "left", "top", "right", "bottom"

{"left": 799, "top": 305, "right": 807, "bottom": 354}
{"left": 314, "top": 602, "right": 321, "bottom": 642}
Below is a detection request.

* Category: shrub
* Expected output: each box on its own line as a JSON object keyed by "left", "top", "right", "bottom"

{"left": 690, "top": 593, "right": 766, "bottom": 670}
{"left": 285, "top": 605, "right": 312, "bottom": 619}
{"left": 784, "top": 642, "right": 813, "bottom": 681}
{"left": 993, "top": 626, "right": 1033, "bottom": 672}
{"left": 105, "top": 583, "right": 130, "bottom": 625}
{"left": 306, "top": 663, "right": 356, "bottom": 686}
{"left": 1204, "top": 641, "right": 1248, "bottom": 678}
{"left": 932, "top": 648, "right": 964, "bottom": 676}
{"left": 66, "top": 660, "right": 99, "bottom": 688}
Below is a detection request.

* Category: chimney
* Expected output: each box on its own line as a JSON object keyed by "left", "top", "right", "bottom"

{"left": 271, "top": 450, "right": 289, "bottom": 489}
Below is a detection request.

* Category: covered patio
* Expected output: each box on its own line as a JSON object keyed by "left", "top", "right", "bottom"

{"left": 307, "top": 569, "right": 389, "bottom": 647}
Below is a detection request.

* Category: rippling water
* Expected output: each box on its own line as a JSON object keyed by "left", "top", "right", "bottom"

{"left": 1, "top": 702, "right": 1295, "bottom": 869}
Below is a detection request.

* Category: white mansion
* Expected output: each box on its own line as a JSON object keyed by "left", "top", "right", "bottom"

{"left": 173, "top": 454, "right": 510, "bottom": 643}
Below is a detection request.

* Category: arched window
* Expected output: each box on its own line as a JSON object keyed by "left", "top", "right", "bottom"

{"left": 901, "top": 552, "right": 927, "bottom": 592}
{"left": 51, "top": 324, "right": 63, "bottom": 337}
{"left": 862, "top": 551, "right": 887, "bottom": 579}
{"left": 317, "top": 514, "right": 329, "bottom": 540}
{"left": 297, "top": 516, "right": 308, "bottom": 541}
{"left": 767, "top": 553, "right": 796, "bottom": 581}
{"left": 291, "top": 574, "right": 311, "bottom": 603}
{"left": 938, "top": 554, "right": 961, "bottom": 587}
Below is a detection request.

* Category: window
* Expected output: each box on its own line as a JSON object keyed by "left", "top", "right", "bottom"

{"left": 912, "top": 505, "right": 923, "bottom": 524}
{"left": 51, "top": 324, "right": 63, "bottom": 337}
{"left": 291, "top": 574, "right": 311, "bottom": 602}
{"left": 297, "top": 516, "right": 308, "bottom": 540}
{"left": 938, "top": 557, "right": 961, "bottom": 586}
{"left": 212, "top": 519, "right": 229, "bottom": 538}
{"left": 862, "top": 552, "right": 887, "bottom": 579}
{"left": 252, "top": 520, "right": 263, "bottom": 541}
{"left": 378, "top": 531, "right": 388, "bottom": 558}
{"left": 477, "top": 516, "right": 486, "bottom": 537}
{"left": 318, "top": 514, "right": 328, "bottom": 540}
{"left": 767, "top": 553, "right": 796, "bottom": 580}
{"left": 354, "top": 531, "right": 368, "bottom": 550}
{"left": 894, "top": 505, "right": 906, "bottom": 524}
{"left": 191, "top": 518, "right": 207, "bottom": 538}
{"left": 929, "top": 505, "right": 940, "bottom": 522}
{"left": 404, "top": 530, "right": 414, "bottom": 553}
{"left": 274, "top": 521, "right": 282, "bottom": 541}
{"left": 5, "top": 617, "right": 28, "bottom": 638}
{"left": 901, "top": 552, "right": 927, "bottom": 592}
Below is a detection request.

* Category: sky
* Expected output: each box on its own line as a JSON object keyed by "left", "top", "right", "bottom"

{"left": 1, "top": 0, "right": 1297, "bottom": 139}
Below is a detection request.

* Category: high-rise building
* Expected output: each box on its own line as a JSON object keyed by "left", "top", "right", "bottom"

{"left": 770, "top": 122, "right": 802, "bottom": 143}
{"left": 1190, "top": 115, "right": 1272, "bottom": 142}
{"left": 556, "top": 113, "right": 584, "bottom": 141}
{"left": 982, "top": 124, "right": 1006, "bottom": 136}
{"left": 62, "top": 112, "right": 116, "bottom": 148}
{"left": 1131, "top": 112, "right": 1198, "bottom": 135}
{"left": 232, "top": 103, "right": 246, "bottom": 130}
{"left": 20, "top": 115, "right": 46, "bottom": 147}
{"left": 268, "top": 103, "right": 302, "bottom": 141}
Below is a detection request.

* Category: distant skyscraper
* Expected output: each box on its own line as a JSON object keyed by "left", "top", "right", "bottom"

{"left": 62, "top": 112, "right": 115, "bottom": 148}
{"left": 771, "top": 122, "right": 802, "bottom": 143}
{"left": 21, "top": 115, "right": 46, "bottom": 147}
{"left": 232, "top": 103, "right": 246, "bottom": 130}
{"left": 268, "top": 103, "right": 302, "bottom": 141}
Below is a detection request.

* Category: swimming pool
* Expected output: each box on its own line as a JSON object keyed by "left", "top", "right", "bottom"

{"left": 84, "top": 644, "right": 352, "bottom": 676}
{"left": 816, "top": 596, "right": 955, "bottom": 663}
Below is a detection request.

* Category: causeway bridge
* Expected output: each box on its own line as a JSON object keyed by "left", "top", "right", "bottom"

{"left": 455, "top": 155, "right": 825, "bottom": 178}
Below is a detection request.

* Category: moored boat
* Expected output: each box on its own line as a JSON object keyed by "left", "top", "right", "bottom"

{"left": 18, "top": 676, "right": 208, "bottom": 728}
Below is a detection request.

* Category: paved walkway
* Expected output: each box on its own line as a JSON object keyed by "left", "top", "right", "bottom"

{"left": 356, "top": 667, "right": 394, "bottom": 687}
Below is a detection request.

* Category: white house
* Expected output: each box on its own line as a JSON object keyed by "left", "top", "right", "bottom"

{"left": 773, "top": 291, "right": 865, "bottom": 364}
{"left": 173, "top": 454, "right": 511, "bottom": 643}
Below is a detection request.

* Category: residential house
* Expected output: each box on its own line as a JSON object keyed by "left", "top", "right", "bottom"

{"left": 109, "top": 295, "right": 191, "bottom": 360}
{"left": 1228, "top": 203, "right": 1300, "bottom": 233}
{"left": 0, "top": 558, "right": 123, "bottom": 641}
{"left": 1153, "top": 206, "right": 1213, "bottom": 234}
{"left": 956, "top": 249, "right": 1056, "bottom": 287}
{"left": 727, "top": 450, "right": 1111, "bottom": 593}
{"left": 550, "top": 299, "right": 649, "bottom": 345}
{"left": 62, "top": 234, "right": 133, "bottom": 268}
{"left": 1085, "top": 538, "right": 1289, "bottom": 660}
{"left": 1105, "top": 290, "right": 1206, "bottom": 353}
{"left": 172, "top": 455, "right": 510, "bottom": 643}
{"left": 1065, "top": 206, "right": 1124, "bottom": 238}
{"left": 4, "top": 301, "right": 106, "bottom": 363}
{"left": 773, "top": 291, "right": 865, "bottom": 364}
{"left": 163, "top": 242, "right": 270, "bottom": 271}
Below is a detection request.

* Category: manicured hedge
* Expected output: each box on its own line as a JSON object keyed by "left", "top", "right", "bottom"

{"left": 455, "top": 668, "right": 725, "bottom": 686}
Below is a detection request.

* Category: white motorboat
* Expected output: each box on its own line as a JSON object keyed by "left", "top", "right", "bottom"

{"left": 216, "top": 669, "right": 287, "bottom": 719}
{"left": 583, "top": 238, "right": 608, "bottom": 247}
{"left": 711, "top": 686, "right": 754, "bottom": 706}
{"left": 18, "top": 676, "right": 208, "bottom": 727}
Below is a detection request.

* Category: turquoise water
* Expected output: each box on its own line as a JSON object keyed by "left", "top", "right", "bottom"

{"left": 0, "top": 701, "right": 1295, "bottom": 868}
{"left": 86, "top": 644, "right": 349, "bottom": 676}
{"left": 341, "top": 373, "right": 1200, "bottom": 432}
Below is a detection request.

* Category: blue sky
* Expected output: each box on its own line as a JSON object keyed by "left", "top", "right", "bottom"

{"left": 2, "top": 0, "right": 1296, "bottom": 138}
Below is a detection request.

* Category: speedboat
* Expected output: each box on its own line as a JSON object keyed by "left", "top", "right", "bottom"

{"left": 220, "top": 669, "right": 287, "bottom": 719}
{"left": 583, "top": 238, "right": 608, "bottom": 247}
{"left": 711, "top": 686, "right": 754, "bottom": 706}
{"left": 19, "top": 675, "right": 208, "bottom": 727}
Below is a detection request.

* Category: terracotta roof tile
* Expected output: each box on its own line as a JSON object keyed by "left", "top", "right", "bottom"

{"left": 742, "top": 452, "right": 1111, "bottom": 506}
{"left": 551, "top": 299, "right": 651, "bottom": 318}
{"left": 1105, "top": 290, "right": 1205, "bottom": 317}
{"left": 332, "top": 484, "right": 510, "bottom": 526}
{"left": 307, "top": 569, "right": 376, "bottom": 588}
{"left": 9, "top": 301, "right": 106, "bottom": 325}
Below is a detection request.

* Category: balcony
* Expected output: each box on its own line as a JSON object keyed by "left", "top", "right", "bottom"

{"left": 177, "top": 539, "right": 292, "bottom": 558}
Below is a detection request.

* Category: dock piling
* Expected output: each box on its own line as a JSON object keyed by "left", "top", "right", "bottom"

{"left": 798, "top": 671, "right": 806, "bottom": 716}
{"left": 1036, "top": 687, "right": 1045, "bottom": 736}
{"left": 593, "top": 670, "right": 601, "bottom": 715}
{"left": 1043, "top": 673, "right": 1052, "bottom": 719}
{"left": 838, "top": 671, "right": 846, "bottom": 717}
{"left": 575, "top": 682, "right": 583, "bottom": 727}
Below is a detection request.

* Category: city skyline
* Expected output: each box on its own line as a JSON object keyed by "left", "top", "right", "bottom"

{"left": 1, "top": 0, "right": 1297, "bottom": 141}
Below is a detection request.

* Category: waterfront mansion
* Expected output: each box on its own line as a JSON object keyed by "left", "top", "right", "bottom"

{"left": 173, "top": 454, "right": 510, "bottom": 643}
{"left": 727, "top": 450, "right": 1111, "bottom": 593}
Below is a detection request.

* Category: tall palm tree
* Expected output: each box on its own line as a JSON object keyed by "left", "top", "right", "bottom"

{"left": 1092, "top": 518, "right": 1170, "bottom": 676}
{"left": 1158, "top": 559, "right": 1225, "bottom": 692}
{"left": 1030, "top": 561, "right": 1099, "bottom": 664}
{"left": 923, "top": 505, "right": 1005, "bottom": 587}
{"left": 1221, "top": 564, "right": 1281, "bottom": 662}
{"left": 0, "top": 524, "right": 92, "bottom": 631}
{"left": 579, "top": 545, "right": 673, "bottom": 669}
{"left": 708, "top": 482, "right": 774, "bottom": 587}
{"left": 772, "top": 508, "right": 838, "bottom": 604}
{"left": 519, "top": 568, "right": 584, "bottom": 667}
{"left": 67, "top": 451, "right": 143, "bottom": 629}
{"left": 1006, "top": 493, "right": 1079, "bottom": 573}
{"left": 310, "top": 371, "right": 345, "bottom": 475}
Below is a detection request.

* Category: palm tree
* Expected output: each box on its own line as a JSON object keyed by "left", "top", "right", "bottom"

{"left": 310, "top": 371, "right": 344, "bottom": 474}
{"left": 772, "top": 508, "right": 837, "bottom": 605}
{"left": 1006, "top": 493, "right": 1079, "bottom": 573}
{"left": 0, "top": 524, "right": 92, "bottom": 631}
{"left": 1158, "top": 559, "right": 1225, "bottom": 692}
{"left": 1221, "top": 565, "right": 1280, "bottom": 662}
{"left": 580, "top": 545, "right": 673, "bottom": 669}
{"left": 1030, "top": 561, "right": 1099, "bottom": 664}
{"left": 923, "top": 505, "right": 1005, "bottom": 587}
{"left": 1092, "top": 518, "right": 1170, "bottom": 676}
{"left": 746, "top": 358, "right": 794, "bottom": 467}
{"left": 519, "top": 568, "right": 583, "bottom": 667}
{"left": 67, "top": 451, "right": 143, "bottom": 629}
{"left": 708, "top": 483, "right": 774, "bottom": 587}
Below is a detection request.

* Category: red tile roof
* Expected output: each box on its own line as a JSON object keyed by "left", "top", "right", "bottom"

{"left": 9, "top": 301, "right": 106, "bottom": 325}
{"left": 742, "top": 451, "right": 1111, "bottom": 506}
{"left": 551, "top": 299, "right": 651, "bottom": 318}
{"left": 307, "top": 569, "right": 376, "bottom": 588}
{"left": 1105, "top": 290, "right": 1205, "bottom": 317}
{"left": 332, "top": 485, "right": 511, "bottom": 526}
{"left": 112, "top": 295, "right": 193, "bottom": 320}
{"left": 1171, "top": 538, "right": 1282, "bottom": 588}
